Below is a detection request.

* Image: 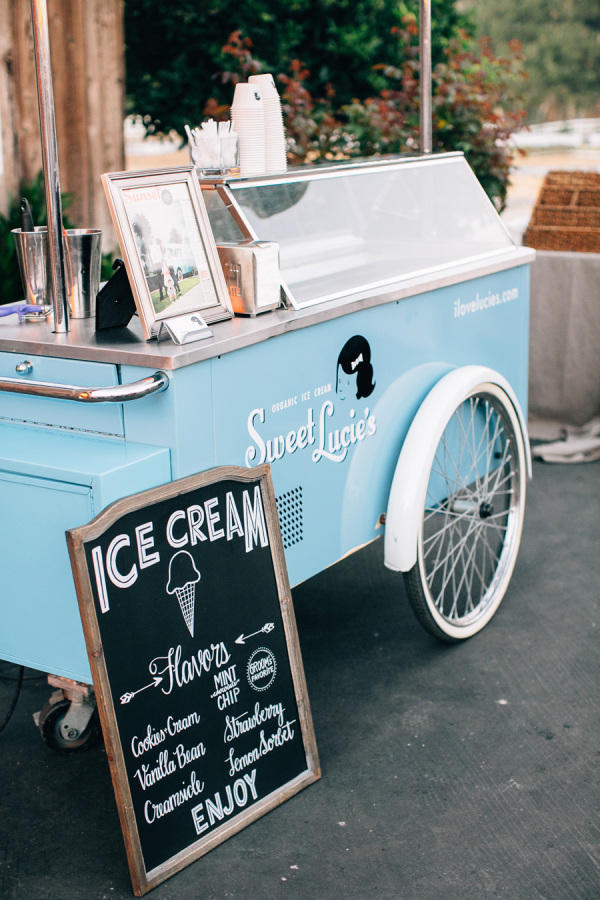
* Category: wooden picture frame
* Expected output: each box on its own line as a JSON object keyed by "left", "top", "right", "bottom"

{"left": 66, "top": 465, "right": 320, "bottom": 896}
{"left": 102, "top": 167, "right": 233, "bottom": 339}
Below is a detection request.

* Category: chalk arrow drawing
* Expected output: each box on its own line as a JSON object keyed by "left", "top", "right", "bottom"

{"left": 235, "top": 622, "right": 275, "bottom": 645}
{"left": 120, "top": 676, "right": 163, "bottom": 705}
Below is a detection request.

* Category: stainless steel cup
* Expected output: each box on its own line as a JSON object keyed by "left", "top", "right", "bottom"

{"left": 64, "top": 228, "right": 102, "bottom": 319}
{"left": 12, "top": 226, "right": 49, "bottom": 305}
{"left": 12, "top": 226, "right": 102, "bottom": 318}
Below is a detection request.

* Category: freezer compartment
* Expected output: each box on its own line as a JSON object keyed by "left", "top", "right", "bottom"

{"left": 0, "top": 422, "right": 171, "bottom": 681}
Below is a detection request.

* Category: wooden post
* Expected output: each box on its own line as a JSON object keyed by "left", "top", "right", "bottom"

{"left": 0, "top": 0, "right": 124, "bottom": 248}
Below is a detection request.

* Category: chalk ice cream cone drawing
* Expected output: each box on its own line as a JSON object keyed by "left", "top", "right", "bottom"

{"left": 166, "top": 550, "right": 201, "bottom": 637}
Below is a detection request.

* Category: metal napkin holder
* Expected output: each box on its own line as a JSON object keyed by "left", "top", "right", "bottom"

{"left": 216, "top": 241, "right": 281, "bottom": 316}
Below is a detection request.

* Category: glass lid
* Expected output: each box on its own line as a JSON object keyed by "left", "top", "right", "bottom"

{"left": 204, "top": 155, "right": 514, "bottom": 309}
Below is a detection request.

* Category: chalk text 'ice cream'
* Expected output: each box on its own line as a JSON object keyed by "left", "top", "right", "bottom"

{"left": 90, "top": 485, "right": 268, "bottom": 613}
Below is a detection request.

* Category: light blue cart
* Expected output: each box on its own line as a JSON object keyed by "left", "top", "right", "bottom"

{"left": 0, "top": 155, "right": 534, "bottom": 748}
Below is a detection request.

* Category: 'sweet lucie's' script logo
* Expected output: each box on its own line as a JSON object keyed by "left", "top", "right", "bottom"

{"left": 244, "top": 400, "right": 377, "bottom": 467}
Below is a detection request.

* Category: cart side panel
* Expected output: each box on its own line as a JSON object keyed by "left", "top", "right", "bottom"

{"left": 121, "top": 360, "right": 214, "bottom": 479}
{"left": 211, "top": 265, "right": 530, "bottom": 588}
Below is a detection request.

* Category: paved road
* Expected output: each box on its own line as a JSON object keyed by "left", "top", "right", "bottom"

{"left": 1, "top": 458, "right": 598, "bottom": 899}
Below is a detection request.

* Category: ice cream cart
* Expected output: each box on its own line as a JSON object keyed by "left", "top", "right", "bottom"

{"left": 0, "top": 152, "right": 534, "bottom": 749}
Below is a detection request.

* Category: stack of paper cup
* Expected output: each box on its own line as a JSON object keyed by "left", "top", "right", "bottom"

{"left": 230, "top": 83, "right": 266, "bottom": 177}
{"left": 249, "top": 74, "right": 287, "bottom": 174}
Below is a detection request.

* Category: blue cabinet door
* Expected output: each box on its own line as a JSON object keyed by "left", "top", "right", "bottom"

{"left": 0, "top": 472, "right": 94, "bottom": 681}
{"left": 0, "top": 422, "right": 172, "bottom": 682}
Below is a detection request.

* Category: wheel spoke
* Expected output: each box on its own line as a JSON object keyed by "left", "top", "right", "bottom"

{"left": 451, "top": 526, "right": 484, "bottom": 613}
{"left": 488, "top": 448, "right": 512, "bottom": 497}
{"left": 430, "top": 514, "right": 479, "bottom": 597}
{"left": 456, "top": 399, "right": 475, "bottom": 493}
{"left": 464, "top": 397, "right": 492, "bottom": 497}
{"left": 424, "top": 504, "right": 476, "bottom": 523}
{"left": 423, "top": 507, "right": 471, "bottom": 547}
{"left": 482, "top": 410, "right": 504, "bottom": 496}
{"left": 463, "top": 528, "right": 481, "bottom": 613}
{"left": 439, "top": 432, "right": 459, "bottom": 499}
{"left": 468, "top": 397, "right": 486, "bottom": 497}
{"left": 426, "top": 517, "right": 468, "bottom": 579}
{"left": 437, "top": 399, "right": 502, "bottom": 502}
{"left": 429, "top": 513, "right": 451, "bottom": 584}
{"left": 434, "top": 515, "right": 455, "bottom": 601}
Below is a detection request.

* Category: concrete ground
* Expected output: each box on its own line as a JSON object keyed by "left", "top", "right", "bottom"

{"left": 1, "top": 457, "right": 598, "bottom": 899}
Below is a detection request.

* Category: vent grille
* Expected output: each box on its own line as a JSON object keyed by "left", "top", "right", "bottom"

{"left": 276, "top": 486, "right": 304, "bottom": 549}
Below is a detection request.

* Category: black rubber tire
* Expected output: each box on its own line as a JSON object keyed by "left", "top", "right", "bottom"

{"left": 39, "top": 698, "right": 100, "bottom": 752}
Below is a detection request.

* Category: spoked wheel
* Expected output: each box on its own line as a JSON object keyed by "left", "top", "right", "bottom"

{"left": 404, "top": 382, "right": 527, "bottom": 642}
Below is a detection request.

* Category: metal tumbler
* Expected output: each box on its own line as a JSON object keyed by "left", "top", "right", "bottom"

{"left": 12, "top": 226, "right": 49, "bottom": 306}
{"left": 64, "top": 228, "right": 102, "bottom": 319}
{"left": 12, "top": 226, "right": 102, "bottom": 318}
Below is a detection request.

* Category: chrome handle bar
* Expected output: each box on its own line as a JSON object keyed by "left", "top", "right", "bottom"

{"left": 0, "top": 370, "right": 169, "bottom": 403}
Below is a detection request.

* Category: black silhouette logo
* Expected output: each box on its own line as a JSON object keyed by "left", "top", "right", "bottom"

{"left": 336, "top": 335, "right": 375, "bottom": 400}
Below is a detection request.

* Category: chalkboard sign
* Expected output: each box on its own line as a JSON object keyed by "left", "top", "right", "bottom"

{"left": 67, "top": 465, "right": 320, "bottom": 896}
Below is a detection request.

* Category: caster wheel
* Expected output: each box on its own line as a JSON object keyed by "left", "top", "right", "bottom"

{"left": 39, "top": 698, "right": 100, "bottom": 752}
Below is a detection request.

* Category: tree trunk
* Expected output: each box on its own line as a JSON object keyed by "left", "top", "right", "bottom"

{"left": 0, "top": 0, "right": 124, "bottom": 249}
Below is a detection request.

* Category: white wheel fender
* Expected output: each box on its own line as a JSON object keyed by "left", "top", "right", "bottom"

{"left": 383, "top": 365, "right": 532, "bottom": 573}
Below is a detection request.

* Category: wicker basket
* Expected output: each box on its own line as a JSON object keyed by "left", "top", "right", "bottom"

{"left": 525, "top": 170, "right": 600, "bottom": 253}
{"left": 539, "top": 187, "right": 574, "bottom": 206}
{"left": 523, "top": 225, "right": 600, "bottom": 253}
{"left": 579, "top": 189, "right": 600, "bottom": 207}
{"left": 531, "top": 206, "right": 600, "bottom": 228}
{"left": 545, "top": 170, "right": 600, "bottom": 189}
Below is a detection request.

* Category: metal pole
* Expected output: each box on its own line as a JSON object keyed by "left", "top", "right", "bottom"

{"left": 419, "top": 0, "right": 432, "bottom": 154}
{"left": 30, "top": 0, "right": 70, "bottom": 332}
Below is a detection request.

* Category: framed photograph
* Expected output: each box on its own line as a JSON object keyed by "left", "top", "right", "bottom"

{"left": 102, "top": 167, "right": 233, "bottom": 339}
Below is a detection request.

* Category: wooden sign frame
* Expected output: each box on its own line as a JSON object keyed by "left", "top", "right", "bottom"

{"left": 67, "top": 465, "right": 320, "bottom": 896}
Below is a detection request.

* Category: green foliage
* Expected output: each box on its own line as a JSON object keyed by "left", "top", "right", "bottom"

{"left": 462, "top": 0, "right": 600, "bottom": 121}
{"left": 277, "top": 22, "right": 526, "bottom": 209}
{"left": 101, "top": 253, "right": 115, "bottom": 282}
{"left": 124, "top": 0, "right": 472, "bottom": 137}
{"left": 124, "top": 1, "right": 525, "bottom": 209}
{"left": 337, "top": 25, "right": 527, "bottom": 209}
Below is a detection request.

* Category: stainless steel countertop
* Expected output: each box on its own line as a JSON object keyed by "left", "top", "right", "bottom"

{"left": 0, "top": 247, "right": 534, "bottom": 371}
